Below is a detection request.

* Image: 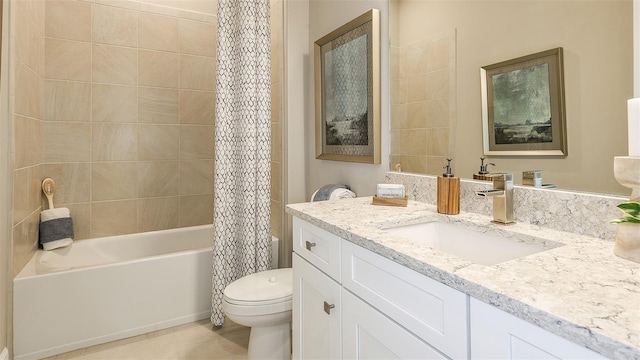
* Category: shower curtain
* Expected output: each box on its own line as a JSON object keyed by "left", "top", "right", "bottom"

{"left": 211, "top": 0, "right": 272, "bottom": 326}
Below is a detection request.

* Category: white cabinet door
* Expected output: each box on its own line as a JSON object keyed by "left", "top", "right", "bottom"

{"left": 293, "top": 253, "right": 341, "bottom": 360}
{"left": 342, "top": 289, "right": 448, "bottom": 360}
{"left": 470, "top": 298, "right": 606, "bottom": 360}
{"left": 342, "top": 240, "right": 468, "bottom": 359}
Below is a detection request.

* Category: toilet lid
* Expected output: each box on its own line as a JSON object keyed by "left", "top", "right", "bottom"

{"left": 223, "top": 268, "right": 292, "bottom": 305}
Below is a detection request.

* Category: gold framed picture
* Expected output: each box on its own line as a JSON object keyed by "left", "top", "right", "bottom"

{"left": 481, "top": 48, "right": 567, "bottom": 156}
{"left": 314, "top": 9, "right": 381, "bottom": 164}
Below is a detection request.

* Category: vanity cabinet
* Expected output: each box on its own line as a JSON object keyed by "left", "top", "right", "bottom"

{"left": 291, "top": 214, "right": 616, "bottom": 360}
{"left": 470, "top": 298, "right": 606, "bottom": 359}
{"left": 292, "top": 218, "right": 342, "bottom": 359}
{"left": 292, "top": 217, "right": 468, "bottom": 359}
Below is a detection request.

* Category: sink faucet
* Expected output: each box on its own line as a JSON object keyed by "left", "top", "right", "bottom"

{"left": 475, "top": 173, "right": 515, "bottom": 224}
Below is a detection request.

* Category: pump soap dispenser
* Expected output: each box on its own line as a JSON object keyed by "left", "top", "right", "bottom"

{"left": 473, "top": 157, "right": 495, "bottom": 181}
{"left": 437, "top": 159, "right": 460, "bottom": 215}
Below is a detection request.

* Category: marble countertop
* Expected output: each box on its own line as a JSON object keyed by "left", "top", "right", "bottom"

{"left": 286, "top": 197, "right": 640, "bottom": 359}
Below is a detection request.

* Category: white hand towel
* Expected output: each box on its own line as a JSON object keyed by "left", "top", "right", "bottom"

{"left": 40, "top": 208, "right": 74, "bottom": 251}
{"left": 40, "top": 208, "right": 70, "bottom": 222}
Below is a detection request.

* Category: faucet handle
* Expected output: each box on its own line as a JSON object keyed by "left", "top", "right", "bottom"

{"left": 491, "top": 173, "right": 513, "bottom": 192}
{"left": 492, "top": 173, "right": 513, "bottom": 183}
{"left": 487, "top": 173, "right": 515, "bottom": 224}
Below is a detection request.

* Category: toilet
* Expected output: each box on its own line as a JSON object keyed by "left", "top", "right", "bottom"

{"left": 222, "top": 268, "right": 293, "bottom": 360}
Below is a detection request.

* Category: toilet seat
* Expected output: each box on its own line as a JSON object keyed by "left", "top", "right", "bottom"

{"left": 223, "top": 297, "right": 292, "bottom": 317}
{"left": 224, "top": 296, "right": 291, "bottom": 306}
{"left": 223, "top": 268, "right": 292, "bottom": 306}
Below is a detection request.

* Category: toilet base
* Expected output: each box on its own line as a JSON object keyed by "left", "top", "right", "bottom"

{"left": 247, "top": 321, "right": 291, "bottom": 360}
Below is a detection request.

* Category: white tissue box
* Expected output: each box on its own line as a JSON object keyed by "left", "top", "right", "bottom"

{"left": 376, "top": 184, "right": 405, "bottom": 198}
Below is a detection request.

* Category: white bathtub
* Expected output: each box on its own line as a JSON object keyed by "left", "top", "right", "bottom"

{"left": 13, "top": 225, "right": 278, "bottom": 359}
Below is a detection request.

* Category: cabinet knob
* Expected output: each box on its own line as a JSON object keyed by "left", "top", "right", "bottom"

{"left": 324, "top": 301, "right": 335, "bottom": 315}
{"left": 305, "top": 241, "right": 316, "bottom": 251}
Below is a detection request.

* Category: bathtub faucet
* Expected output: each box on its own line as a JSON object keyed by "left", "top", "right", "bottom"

{"left": 475, "top": 173, "right": 514, "bottom": 224}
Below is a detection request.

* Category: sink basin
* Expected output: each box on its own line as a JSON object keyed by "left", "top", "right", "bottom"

{"left": 384, "top": 222, "right": 559, "bottom": 265}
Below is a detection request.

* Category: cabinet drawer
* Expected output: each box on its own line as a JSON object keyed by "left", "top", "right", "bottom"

{"left": 293, "top": 218, "right": 341, "bottom": 282}
{"left": 342, "top": 240, "right": 468, "bottom": 359}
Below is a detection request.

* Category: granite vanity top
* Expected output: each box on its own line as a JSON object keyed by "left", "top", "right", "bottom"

{"left": 286, "top": 197, "right": 640, "bottom": 359}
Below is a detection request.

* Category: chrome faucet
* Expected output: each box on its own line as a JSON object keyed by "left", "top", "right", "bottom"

{"left": 475, "top": 173, "right": 515, "bottom": 224}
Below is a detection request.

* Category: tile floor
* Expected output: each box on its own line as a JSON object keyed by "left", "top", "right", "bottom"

{"left": 43, "top": 319, "right": 250, "bottom": 360}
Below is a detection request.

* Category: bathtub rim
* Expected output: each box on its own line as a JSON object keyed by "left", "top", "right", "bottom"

{"left": 15, "top": 224, "right": 214, "bottom": 279}
{"left": 15, "top": 225, "right": 280, "bottom": 279}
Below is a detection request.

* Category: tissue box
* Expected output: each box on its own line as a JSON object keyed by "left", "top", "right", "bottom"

{"left": 376, "top": 184, "right": 405, "bottom": 198}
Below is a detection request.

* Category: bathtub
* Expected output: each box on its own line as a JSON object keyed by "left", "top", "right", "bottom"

{"left": 13, "top": 225, "right": 279, "bottom": 360}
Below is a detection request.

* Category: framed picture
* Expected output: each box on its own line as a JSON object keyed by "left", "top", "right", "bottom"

{"left": 314, "top": 9, "right": 380, "bottom": 164}
{"left": 480, "top": 48, "right": 567, "bottom": 156}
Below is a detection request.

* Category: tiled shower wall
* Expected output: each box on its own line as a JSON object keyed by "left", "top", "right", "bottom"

{"left": 389, "top": 31, "right": 457, "bottom": 175}
{"left": 10, "top": 0, "right": 219, "bottom": 277}
{"left": 12, "top": 0, "right": 44, "bottom": 277}
{"left": 11, "top": 0, "right": 285, "bottom": 277}
{"left": 40, "top": 1, "right": 217, "bottom": 242}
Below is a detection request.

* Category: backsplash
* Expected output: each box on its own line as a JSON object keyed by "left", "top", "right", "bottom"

{"left": 386, "top": 172, "right": 627, "bottom": 240}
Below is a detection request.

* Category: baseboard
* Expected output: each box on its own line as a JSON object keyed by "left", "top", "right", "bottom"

{"left": 0, "top": 347, "right": 8, "bottom": 360}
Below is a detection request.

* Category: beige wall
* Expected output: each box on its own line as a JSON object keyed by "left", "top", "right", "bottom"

{"left": 283, "top": 0, "right": 310, "bottom": 268}
{"left": 394, "top": 0, "right": 633, "bottom": 195}
{"left": 306, "top": 0, "right": 390, "bottom": 198}
{"left": 271, "top": 0, "right": 284, "bottom": 242}
{"left": 280, "top": 0, "right": 390, "bottom": 268}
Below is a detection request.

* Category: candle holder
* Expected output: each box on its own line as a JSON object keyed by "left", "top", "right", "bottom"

{"left": 613, "top": 156, "right": 640, "bottom": 262}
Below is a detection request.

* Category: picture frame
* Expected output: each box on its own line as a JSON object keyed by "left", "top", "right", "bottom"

{"left": 314, "top": 9, "right": 380, "bottom": 164}
{"left": 480, "top": 48, "right": 567, "bottom": 156}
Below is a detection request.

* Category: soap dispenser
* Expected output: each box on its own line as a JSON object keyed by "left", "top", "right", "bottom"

{"left": 437, "top": 159, "right": 460, "bottom": 215}
{"left": 473, "top": 157, "right": 495, "bottom": 181}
